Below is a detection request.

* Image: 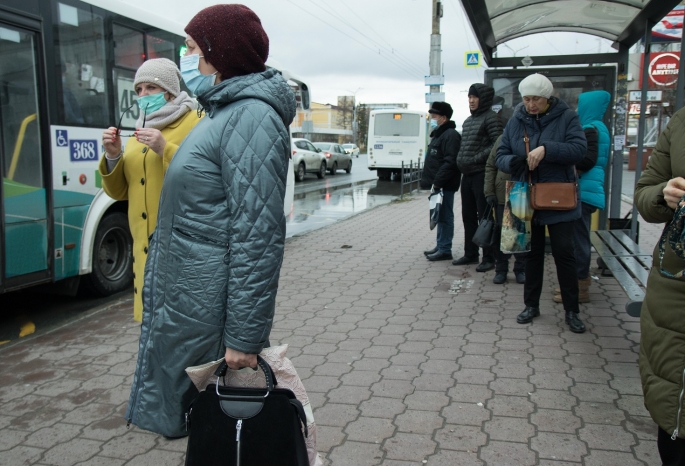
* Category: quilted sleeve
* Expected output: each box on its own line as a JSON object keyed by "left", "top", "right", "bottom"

{"left": 219, "top": 102, "right": 289, "bottom": 354}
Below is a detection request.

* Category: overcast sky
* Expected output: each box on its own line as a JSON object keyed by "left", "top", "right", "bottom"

{"left": 121, "top": 0, "right": 618, "bottom": 124}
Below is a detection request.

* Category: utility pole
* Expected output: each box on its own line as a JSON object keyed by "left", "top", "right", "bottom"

{"left": 426, "top": 1, "right": 444, "bottom": 103}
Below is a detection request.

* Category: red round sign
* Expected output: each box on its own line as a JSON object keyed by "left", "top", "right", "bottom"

{"left": 79, "top": 174, "right": 87, "bottom": 185}
{"left": 649, "top": 53, "right": 680, "bottom": 87}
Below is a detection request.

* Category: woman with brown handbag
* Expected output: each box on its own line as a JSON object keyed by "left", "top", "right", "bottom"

{"left": 495, "top": 73, "right": 587, "bottom": 333}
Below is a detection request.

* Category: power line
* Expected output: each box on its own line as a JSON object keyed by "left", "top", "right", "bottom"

{"left": 447, "top": 0, "right": 482, "bottom": 80}
{"left": 283, "top": 0, "right": 421, "bottom": 78}
{"left": 298, "top": 0, "right": 425, "bottom": 76}
{"left": 333, "top": 0, "right": 427, "bottom": 75}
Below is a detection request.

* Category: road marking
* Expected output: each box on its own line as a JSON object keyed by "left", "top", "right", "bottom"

{"left": 19, "top": 320, "right": 35, "bottom": 337}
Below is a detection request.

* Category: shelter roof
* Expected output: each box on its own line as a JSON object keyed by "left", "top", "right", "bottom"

{"left": 460, "top": 0, "right": 682, "bottom": 65}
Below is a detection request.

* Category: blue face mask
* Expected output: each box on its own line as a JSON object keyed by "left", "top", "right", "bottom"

{"left": 430, "top": 119, "right": 439, "bottom": 130}
{"left": 136, "top": 92, "right": 167, "bottom": 114}
{"left": 180, "top": 54, "right": 217, "bottom": 97}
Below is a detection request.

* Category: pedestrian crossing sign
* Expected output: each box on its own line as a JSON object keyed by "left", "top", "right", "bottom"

{"left": 465, "top": 51, "right": 480, "bottom": 68}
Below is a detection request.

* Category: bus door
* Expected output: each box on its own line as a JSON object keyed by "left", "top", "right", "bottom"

{"left": 0, "top": 18, "right": 51, "bottom": 291}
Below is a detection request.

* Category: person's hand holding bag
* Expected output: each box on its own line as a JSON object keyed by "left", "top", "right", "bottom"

{"left": 509, "top": 154, "right": 528, "bottom": 178}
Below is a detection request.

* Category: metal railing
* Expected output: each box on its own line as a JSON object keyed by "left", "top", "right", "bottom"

{"left": 400, "top": 160, "right": 423, "bottom": 200}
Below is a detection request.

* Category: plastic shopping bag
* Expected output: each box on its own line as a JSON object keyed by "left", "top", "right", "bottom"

{"left": 500, "top": 180, "right": 532, "bottom": 254}
{"left": 428, "top": 188, "right": 443, "bottom": 230}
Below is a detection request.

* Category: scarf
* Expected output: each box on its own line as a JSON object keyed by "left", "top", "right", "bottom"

{"left": 136, "top": 91, "right": 195, "bottom": 129}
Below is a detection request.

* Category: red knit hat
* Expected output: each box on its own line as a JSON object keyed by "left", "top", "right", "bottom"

{"left": 184, "top": 4, "right": 269, "bottom": 80}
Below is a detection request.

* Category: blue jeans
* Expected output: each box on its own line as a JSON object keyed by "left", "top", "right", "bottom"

{"left": 436, "top": 190, "right": 455, "bottom": 254}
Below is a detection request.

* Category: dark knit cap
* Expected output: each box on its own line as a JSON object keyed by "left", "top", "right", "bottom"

{"left": 185, "top": 4, "right": 269, "bottom": 80}
{"left": 468, "top": 84, "right": 480, "bottom": 97}
{"left": 428, "top": 101, "right": 453, "bottom": 120}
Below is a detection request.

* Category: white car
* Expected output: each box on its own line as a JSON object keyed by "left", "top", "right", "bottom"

{"left": 292, "top": 138, "right": 327, "bottom": 181}
{"left": 342, "top": 143, "right": 360, "bottom": 157}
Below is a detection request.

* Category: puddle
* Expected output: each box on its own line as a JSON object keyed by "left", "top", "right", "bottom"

{"left": 286, "top": 180, "right": 398, "bottom": 238}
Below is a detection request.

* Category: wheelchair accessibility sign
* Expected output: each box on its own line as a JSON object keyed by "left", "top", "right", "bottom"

{"left": 465, "top": 51, "right": 480, "bottom": 68}
{"left": 56, "top": 129, "right": 68, "bottom": 147}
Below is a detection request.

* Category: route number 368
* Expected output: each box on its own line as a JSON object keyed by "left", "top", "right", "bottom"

{"left": 70, "top": 140, "right": 98, "bottom": 162}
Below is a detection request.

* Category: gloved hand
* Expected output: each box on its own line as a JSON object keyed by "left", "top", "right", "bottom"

{"left": 509, "top": 154, "right": 528, "bottom": 178}
{"left": 486, "top": 195, "right": 498, "bottom": 207}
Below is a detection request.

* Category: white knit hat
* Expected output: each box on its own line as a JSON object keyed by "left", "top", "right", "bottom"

{"left": 133, "top": 58, "right": 181, "bottom": 97}
{"left": 518, "top": 73, "right": 554, "bottom": 99}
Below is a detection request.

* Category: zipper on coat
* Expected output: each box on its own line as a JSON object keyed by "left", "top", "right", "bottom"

{"left": 236, "top": 419, "right": 243, "bottom": 466}
{"left": 126, "top": 236, "right": 160, "bottom": 426}
{"left": 672, "top": 367, "right": 685, "bottom": 440}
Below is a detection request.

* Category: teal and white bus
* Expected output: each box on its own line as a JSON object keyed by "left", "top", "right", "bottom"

{"left": 0, "top": 0, "right": 308, "bottom": 295}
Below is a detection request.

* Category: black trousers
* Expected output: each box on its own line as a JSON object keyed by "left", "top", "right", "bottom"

{"left": 659, "top": 427, "right": 685, "bottom": 466}
{"left": 524, "top": 221, "right": 579, "bottom": 313}
{"left": 460, "top": 171, "right": 494, "bottom": 261}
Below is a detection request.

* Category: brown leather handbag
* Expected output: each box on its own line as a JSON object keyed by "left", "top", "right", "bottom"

{"left": 524, "top": 129, "right": 578, "bottom": 211}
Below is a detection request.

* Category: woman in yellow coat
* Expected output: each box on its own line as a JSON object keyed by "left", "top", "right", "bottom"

{"left": 99, "top": 58, "right": 201, "bottom": 321}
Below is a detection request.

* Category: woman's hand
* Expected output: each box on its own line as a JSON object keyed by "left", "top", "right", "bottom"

{"left": 527, "top": 145, "right": 545, "bottom": 171}
{"left": 102, "top": 127, "right": 122, "bottom": 158}
{"left": 663, "top": 177, "right": 685, "bottom": 210}
{"left": 135, "top": 128, "right": 167, "bottom": 155}
{"left": 224, "top": 347, "right": 258, "bottom": 371}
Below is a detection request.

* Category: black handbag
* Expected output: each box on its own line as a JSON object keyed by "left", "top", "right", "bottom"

{"left": 472, "top": 203, "right": 496, "bottom": 248}
{"left": 185, "top": 356, "right": 309, "bottom": 466}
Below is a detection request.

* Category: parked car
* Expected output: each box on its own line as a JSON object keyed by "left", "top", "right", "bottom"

{"left": 342, "top": 143, "right": 360, "bottom": 157}
{"left": 313, "top": 142, "right": 353, "bottom": 175}
{"left": 292, "top": 138, "right": 327, "bottom": 181}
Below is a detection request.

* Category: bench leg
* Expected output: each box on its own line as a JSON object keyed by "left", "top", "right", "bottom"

{"left": 626, "top": 301, "right": 642, "bottom": 318}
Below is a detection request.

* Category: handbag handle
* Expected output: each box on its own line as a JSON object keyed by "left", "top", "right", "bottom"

{"left": 523, "top": 128, "right": 578, "bottom": 185}
{"left": 214, "top": 355, "right": 278, "bottom": 392}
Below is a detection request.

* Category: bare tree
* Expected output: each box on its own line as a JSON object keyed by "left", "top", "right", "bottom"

{"left": 336, "top": 96, "right": 354, "bottom": 133}
{"left": 356, "top": 103, "right": 370, "bottom": 152}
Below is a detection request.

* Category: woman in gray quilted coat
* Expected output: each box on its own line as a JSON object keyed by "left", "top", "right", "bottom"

{"left": 125, "top": 4, "right": 296, "bottom": 438}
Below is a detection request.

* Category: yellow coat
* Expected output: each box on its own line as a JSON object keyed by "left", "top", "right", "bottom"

{"left": 99, "top": 110, "right": 201, "bottom": 321}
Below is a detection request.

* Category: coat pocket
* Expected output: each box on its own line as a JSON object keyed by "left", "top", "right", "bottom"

{"left": 166, "top": 215, "right": 230, "bottom": 324}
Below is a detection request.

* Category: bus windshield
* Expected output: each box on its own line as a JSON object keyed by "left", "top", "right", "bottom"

{"left": 374, "top": 113, "right": 420, "bottom": 137}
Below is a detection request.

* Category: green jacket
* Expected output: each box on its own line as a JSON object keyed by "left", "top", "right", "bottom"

{"left": 126, "top": 69, "right": 296, "bottom": 437}
{"left": 636, "top": 106, "right": 685, "bottom": 438}
{"left": 484, "top": 135, "right": 508, "bottom": 204}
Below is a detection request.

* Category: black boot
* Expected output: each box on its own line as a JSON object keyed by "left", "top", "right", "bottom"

{"left": 452, "top": 255, "right": 479, "bottom": 266}
{"left": 516, "top": 307, "right": 540, "bottom": 324}
{"left": 493, "top": 272, "right": 507, "bottom": 284}
{"left": 565, "top": 311, "right": 586, "bottom": 333}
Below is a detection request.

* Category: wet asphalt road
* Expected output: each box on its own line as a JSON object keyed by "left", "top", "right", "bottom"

{"left": 0, "top": 155, "right": 417, "bottom": 344}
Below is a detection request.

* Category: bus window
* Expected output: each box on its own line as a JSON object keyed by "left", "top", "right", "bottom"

{"left": 374, "top": 113, "right": 420, "bottom": 137}
{"left": 146, "top": 34, "right": 175, "bottom": 61}
{"left": 113, "top": 24, "right": 144, "bottom": 69}
{"left": 55, "top": 2, "right": 109, "bottom": 127}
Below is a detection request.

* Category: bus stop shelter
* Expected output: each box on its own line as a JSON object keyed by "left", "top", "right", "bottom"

{"left": 458, "top": 0, "right": 684, "bottom": 238}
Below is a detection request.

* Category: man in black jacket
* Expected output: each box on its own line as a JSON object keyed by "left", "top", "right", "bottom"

{"left": 453, "top": 83, "right": 503, "bottom": 271}
{"left": 421, "top": 101, "right": 462, "bottom": 261}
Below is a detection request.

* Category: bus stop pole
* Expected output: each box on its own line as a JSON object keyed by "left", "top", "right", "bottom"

{"left": 631, "top": 21, "right": 653, "bottom": 242}
{"left": 676, "top": 28, "right": 685, "bottom": 111}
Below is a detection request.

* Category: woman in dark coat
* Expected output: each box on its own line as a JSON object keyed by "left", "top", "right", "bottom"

{"left": 496, "top": 73, "right": 587, "bottom": 333}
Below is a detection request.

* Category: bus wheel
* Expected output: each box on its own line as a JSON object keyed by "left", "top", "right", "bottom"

{"left": 84, "top": 212, "right": 133, "bottom": 296}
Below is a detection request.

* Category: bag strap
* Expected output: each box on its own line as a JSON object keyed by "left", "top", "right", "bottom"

{"left": 523, "top": 128, "right": 530, "bottom": 155}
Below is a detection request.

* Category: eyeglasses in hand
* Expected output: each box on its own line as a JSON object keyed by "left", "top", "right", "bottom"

{"left": 115, "top": 102, "right": 147, "bottom": 138}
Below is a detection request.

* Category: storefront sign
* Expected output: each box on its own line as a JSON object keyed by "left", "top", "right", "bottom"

{"left": 628, "top": 90, "right": 663, "bottom": 102}
{"left": 640, "top": 52, "right": 680, "bottom": 88}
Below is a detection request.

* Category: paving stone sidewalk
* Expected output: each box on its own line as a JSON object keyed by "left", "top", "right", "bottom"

{"left": 0, "top": 192, "right": 664, "bottom": 465}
